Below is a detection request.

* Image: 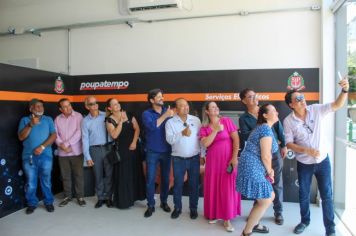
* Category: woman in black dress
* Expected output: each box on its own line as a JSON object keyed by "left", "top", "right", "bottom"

{"left": 105, "top": 98, "right": 146, "bottom": 209}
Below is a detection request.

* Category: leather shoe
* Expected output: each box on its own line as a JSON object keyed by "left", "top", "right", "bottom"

{"left": 26, "top": 206, "right": 36, "bottom": 215}
{"left": 59, "top": 197, "right": 71, "bottom": 207}
{"left": 160, "top": 203, "right": 171, "bottom": 212}
{"left": 274, "top": 212, "right": 284, "bottom": 225}
{"left": 45, "top": 204, "right": 55, "bottom": 213}
{"left": 77, "top": 198, "right": 86, "bottom": 207}
{"left": 294, "top": 223, "right": 309, "bottom": 234}
{"left": 144, "top": 207, "right": 155, "bottom": 218}
{"left": 190, "top": 209, "right": 198, "bottom": 219}
{"left": 95, "top": 200, "right": 104, "bottom": 208}
{"left": 171, "top": 208, "right": 181, "bottom": 219}
{"left": 106, "top": 199, "right": 113, "bottom": 208}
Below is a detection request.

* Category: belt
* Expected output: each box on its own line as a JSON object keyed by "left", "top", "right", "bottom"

{"left": 172, "top": 154, "right": 199, "bottom": 160}
{"left": 90, "top": 144, "right": 107, "bottom": 148}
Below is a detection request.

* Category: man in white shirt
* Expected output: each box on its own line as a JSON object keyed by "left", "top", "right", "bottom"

{"left": 165, "top": 98, "right": 201, "bottom": 220}
{"left": 283, "top": 78, "right": 349, "bottom": 236}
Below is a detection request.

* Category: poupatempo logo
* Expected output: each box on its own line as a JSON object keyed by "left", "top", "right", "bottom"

{"left": 80, "top": 80, "right": 129, "bottom": 91}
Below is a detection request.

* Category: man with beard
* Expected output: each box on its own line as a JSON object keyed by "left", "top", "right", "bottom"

{"left": 18, "top": 98, "right": 57, "bottom": 214}
{"left": 142, "top": 88, "right": 174, "bottom": 217}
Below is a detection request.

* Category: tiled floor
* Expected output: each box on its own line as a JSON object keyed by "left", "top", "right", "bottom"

{"left": 0, "top": 195, "right": 352, "bottom": 236}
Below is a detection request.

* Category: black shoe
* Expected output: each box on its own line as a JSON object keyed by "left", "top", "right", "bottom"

{"left": 106, "top": 199, "right": 113, "bottom": 208}
{"left": 95, "top": 200, "right": 104, "bottom": 208}
{"left": 252, "top": 224, "right": 269, "bottom": 234}
{"left": 160, "top": 203, "right": 171, "bottom": 212}
{"left": 77, "top": 198, "right": 86, "bottom": 207}
{"left": 26, "top": 206, "right": 36, "bottom": 215}
{"left": 59, "top": 197, "right": 71, "bottom": 207}
{"left": 294, "top": 223, "right": 309, "bottom": 234}
{"left": 274, "top": 212, "right": 284, "bottom": 225}
{"left": 144, "top": 207, "right": 155, "bottom": 218}
{"left": 326, "top": 233, "right": 335, "bottom": 236}
{"left": 45, "top": 204, "right": 55, "bottom": 213}
{"left": 171, "top": 208, "right": 181, "bottom": 219}
{"left": 190, "top": 209, "right": 198, "bottom": 219}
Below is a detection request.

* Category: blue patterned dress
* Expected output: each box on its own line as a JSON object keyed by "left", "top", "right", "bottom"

{"left": 236, "top": 124, "right": 278, "bottom": 199}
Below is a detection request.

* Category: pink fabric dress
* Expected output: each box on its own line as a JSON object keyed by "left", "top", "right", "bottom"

{"left": 199, "top": 117, "right": 241, "bottom": 220}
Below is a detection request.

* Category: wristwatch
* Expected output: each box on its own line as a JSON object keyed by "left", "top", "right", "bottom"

{"left": 342, "top": 89, "right": 349, "bottom": 93}
{"left": 27, "top": 123, "right": 33, "bottom": 128}
{"left": 40, "top": 145, "right": 45, "bottom": 150}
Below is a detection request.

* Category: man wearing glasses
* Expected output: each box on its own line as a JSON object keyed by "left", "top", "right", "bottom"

{"left": 82, "top": 96, "right": 113, "bottom": 208}
{"left": 283, "top": 78, "right": 349, "bottom": 236}
{"left": 238, "top": 88, "right": 287, "bottom": 228}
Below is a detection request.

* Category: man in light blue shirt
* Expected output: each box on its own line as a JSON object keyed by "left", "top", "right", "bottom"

{"left": 165, "top": 98, "right": 201, "bottom": 220}
{"left": 82, "top": 96, "right": 113, "bottom": 208}
{"left": 18, "top": 98, "right": 57, "bottom": 214}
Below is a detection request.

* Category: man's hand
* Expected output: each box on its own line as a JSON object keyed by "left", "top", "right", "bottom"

{"left": 87, "top": 160, "right": 94, "bottom": 167}
{"left": 181, "top": 126, "right": 191, "bottom": 137}
{"left": 305, "top": 148, "right": 320, "bottom": 158}
{"left": 280, "top": 147, "right": 288, "bottom": 159}
{"left": 30, "top": 114, "right": 40, "bottom": 126}
{"left": 338, "top": 78, "right": 349, "bottom": 91}
{"left": 163, "top": 106, "right": 174, "bottom": 119}
{"left": 33, "top": 146, "right": 44, "bottom": 155}
{"left": 200, "top": 157, "right": 205, "bottom": 165}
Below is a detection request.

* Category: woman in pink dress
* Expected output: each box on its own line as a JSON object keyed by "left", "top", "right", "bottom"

{"left": 199, "top": 101, "right": 241, "bottom": 232}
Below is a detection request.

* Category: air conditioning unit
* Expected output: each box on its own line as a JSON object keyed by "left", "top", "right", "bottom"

{"left": 127, "top": 0, "right": 183, "bottom": 12}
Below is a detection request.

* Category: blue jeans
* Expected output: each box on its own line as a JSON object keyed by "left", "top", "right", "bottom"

{"left": 172, "top": 155, "right": 200, "bottom": 210}
{"left": 146, "top": 150, "right": 171, "bottom": 207}
{"left": 297, "top": 156, "right": 335, "bottom": 235}
{"left": 23, "top": 153, "right": 54, "bottom": 207}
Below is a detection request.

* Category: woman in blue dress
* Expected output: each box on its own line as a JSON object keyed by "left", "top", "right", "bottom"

{"left": 236, "top": 103, "right": 279, "bottom": 236}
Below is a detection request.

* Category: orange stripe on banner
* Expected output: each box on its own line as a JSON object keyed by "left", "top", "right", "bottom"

{"left": 0, "top": 91, "right": 320, "bottom": 102}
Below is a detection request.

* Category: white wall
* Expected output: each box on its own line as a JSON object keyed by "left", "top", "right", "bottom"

{"left": 0, "top": 0, "right": 321, "bottom": 75}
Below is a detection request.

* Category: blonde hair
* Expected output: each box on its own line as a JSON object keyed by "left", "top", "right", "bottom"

{"left": 201, "top": 101, "right": 213, "bottom": 126}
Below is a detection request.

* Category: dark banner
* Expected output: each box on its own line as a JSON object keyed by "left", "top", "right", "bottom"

{"left": 0, "top": 63, "right": 319, "bottom": 217}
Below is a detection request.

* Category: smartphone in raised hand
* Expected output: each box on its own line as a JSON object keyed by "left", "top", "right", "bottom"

{"left": 338, "top": 71, "right": 343, "bottom": 81}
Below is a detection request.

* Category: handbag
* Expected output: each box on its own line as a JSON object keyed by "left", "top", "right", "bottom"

{"left": 106, "top": 142, "right": 121, "bottom": 164}
{"left": 105, "top": 117, "right": 121, "bottom": 164}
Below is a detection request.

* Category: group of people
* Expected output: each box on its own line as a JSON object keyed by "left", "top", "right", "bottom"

{"left": 17, "top": 77, "right": 349, "bottom": 236}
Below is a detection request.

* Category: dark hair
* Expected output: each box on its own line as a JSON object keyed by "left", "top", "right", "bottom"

{"left": 147, "top": 88, "right": 163, "bottom": 103}
{"left": 105, "top": 98, "right": 116, "bottom": 116}
{"left": 239, "top": 88, "right": 254, "bottom": 100}
{"left": 58, "top": 98, "right": 70, "bottom": 108}
{"left": 284, "top": 90, "right": 298, "bottom": 109}
{"left": 257, "top": 103, "right": 273, "bottom": 124}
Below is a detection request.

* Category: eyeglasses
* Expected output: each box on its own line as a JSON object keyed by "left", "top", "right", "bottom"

{"left": 87, "top": 102, "right": 97, "bottom": 106}
{"left": 246, "top": 95, "right": 256, "bottom": 100}
{"left": 295, "top": 94, "right": 305, "bottom": 102}
{"left": 303, "top": 123, "right": 313, "bottom": 134}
